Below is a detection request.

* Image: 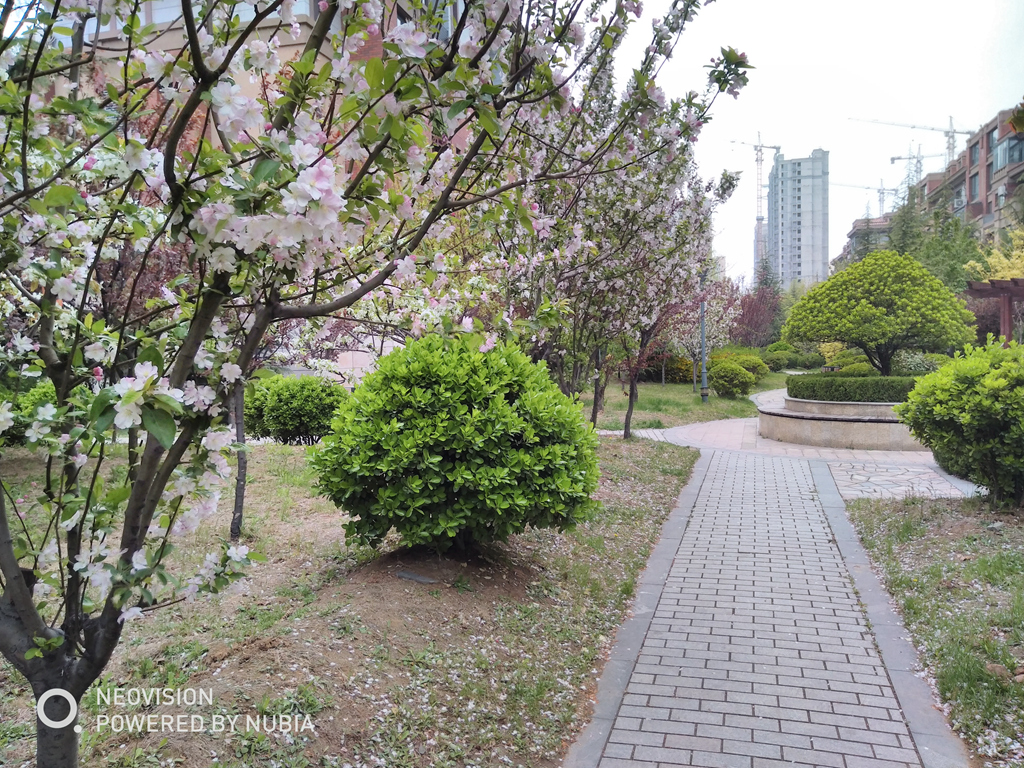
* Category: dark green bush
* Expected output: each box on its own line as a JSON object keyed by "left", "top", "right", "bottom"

{"left": 795, "top": 352, "right": 825, "bottom": 369}
{"left": 311, "top": 335, "right": 600, "bottom": 551}
{"left": 838, "top": 362, "right": 879, "bottom": 377}
{"left": 787, "top": 374, "right": 917, "bottom": 403}
{"left": 833, "top": 351, "right": 869, "bottom": 368}
{"left": 896, "top": 341, "right": 1024, "bottom": 504}
{"left": 244, "top": 378, "right": 273, "bottom": 439}
{"left": 640, "top": 355, "right": 692, "bottom": 384}
{"left": 729, "top": 354, "right": 770, "bottom": 382}
{"left": 761, "top": 351, "right": 789, "bottom": 372}
{"left": 765, "top": 341, "right": 797, "bottom": 354}
{"left": 709, "top": 361, "right": 755, "bottom": 398}
{"left": 257, "top": 375, "right": 349, "bottom": 445}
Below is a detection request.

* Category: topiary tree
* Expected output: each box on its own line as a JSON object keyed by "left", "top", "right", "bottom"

{"left": 312, "top": 336, "right": 599, "bottom": 552}
{"left": 783, "top": 251, "right": 975, "bottom": 375}
{"left": 896, "top": 340, "right": 1024, "bottom": 507}
{"left": 708, "top": 360, "right": 754, "bottom": 398}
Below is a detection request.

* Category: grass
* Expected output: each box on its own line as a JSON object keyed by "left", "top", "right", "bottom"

{"left": 848, "top": 496, "right": 1024, "bottom": 766}
{"left": 583, "top": 372, "right": 788, "bottom": 431}
{"left": 0, "top": 437, "right": 699, "bottom": 768}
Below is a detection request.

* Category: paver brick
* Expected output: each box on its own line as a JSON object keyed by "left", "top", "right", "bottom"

{"left": 592, "top": 452, "right": 923, "bottom": 768}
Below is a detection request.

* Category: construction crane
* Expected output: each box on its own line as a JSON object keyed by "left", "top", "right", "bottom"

{"left": 889, "top": 146, "right": 945, "bottom": 186}
{"left": 851, "top": 116, "right": 972, "bottom": 165}
{"left": 730, "top": 133, "right": 780, "bottom": 268}
{"left": 832, "top": 181, "right": 899, "bottom": 218}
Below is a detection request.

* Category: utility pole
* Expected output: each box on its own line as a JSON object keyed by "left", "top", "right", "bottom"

{"left": 699, "top": 269, "right": 709, "bottom": 404}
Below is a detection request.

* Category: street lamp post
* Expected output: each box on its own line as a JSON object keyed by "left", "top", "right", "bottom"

{"left": 699, "top": 270, "right": 709, "bottom": 404}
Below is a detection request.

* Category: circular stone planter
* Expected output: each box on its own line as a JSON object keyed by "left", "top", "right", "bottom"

{"left": 758, "top": 396, "right": 926, "bottom": 451}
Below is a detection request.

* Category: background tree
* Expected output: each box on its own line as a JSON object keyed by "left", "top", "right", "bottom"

{"left": 731, "top": 258, "right": 781, "bottom": 347}
{"left": 783, "top": 251, "right": 975, "bottom": 375}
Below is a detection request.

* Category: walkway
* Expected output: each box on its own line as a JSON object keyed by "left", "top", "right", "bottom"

{"left": 570, "top": 401, "right": 973, "bottom": 768}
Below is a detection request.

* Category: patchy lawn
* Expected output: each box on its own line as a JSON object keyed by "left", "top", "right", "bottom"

{"left": 0, "top": 438, "right": 698, "bottom": 768}
{"left": 582, "top": 373, "right": 787, "bottom": 431}
{"left": 848, "top": 497, "right": 1024, "bottom": 767}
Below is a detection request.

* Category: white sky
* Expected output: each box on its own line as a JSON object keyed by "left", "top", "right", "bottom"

{"left": 614, "top": 0, "right": 1024, "bottom": 283}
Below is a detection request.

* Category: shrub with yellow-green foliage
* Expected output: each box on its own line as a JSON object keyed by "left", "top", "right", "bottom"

{"left": 897, "top": 340, "right": 1024, "bottom": 505}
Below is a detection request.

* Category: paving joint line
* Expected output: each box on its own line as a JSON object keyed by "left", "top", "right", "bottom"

{"left": 562, "top": 449, "right": 716, "bottom": 768}
{"left": 808, "top": 459, "right": 971, "bottom": 768}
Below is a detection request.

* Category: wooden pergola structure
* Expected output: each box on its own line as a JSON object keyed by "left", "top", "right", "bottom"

{"left": 965, "top": 278, "right": 1024, "bottom": 344}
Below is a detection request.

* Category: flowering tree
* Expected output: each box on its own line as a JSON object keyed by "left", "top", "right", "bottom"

{"left": 731, "top": 257, "right": 781, "bottom": 348}
{"left": 0, "top": 0, "right": 751, "bottom": 762}
{"left": 669, "top": 273, "right": 739, "bottom": 391}
{"left": 491, "top": 45, "right": 748, "bottom": 422}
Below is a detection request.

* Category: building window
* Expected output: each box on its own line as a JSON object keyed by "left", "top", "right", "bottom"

{"left": 986, "top": 162, "right": 993, "bottom": 188}
{"left": 970, "top": 143, "right": 979, "bottom": 165}
{"left": 969, "top": 173, "right": 979, "bottom": 201}
{"left": 988, "top": 128, "right": 998, "bottom": 155}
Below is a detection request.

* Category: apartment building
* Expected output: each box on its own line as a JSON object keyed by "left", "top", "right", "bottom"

{"left": 764, "top": 149, "right": 830, "bottom": 290}
{"left": 914, "top": 107, "right": 1024, "bottom": 240}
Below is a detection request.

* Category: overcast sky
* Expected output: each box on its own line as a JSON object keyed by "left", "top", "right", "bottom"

{"left": 614, "top": 0, "right": 1024, "bottom": 283}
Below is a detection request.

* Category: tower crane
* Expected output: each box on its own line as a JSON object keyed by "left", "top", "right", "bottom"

{"left": 832, "top": 181, "right": 899, "bottom": 218}
{"left": 730, "top": 133, "right": 780, "bottom": 268}
{"left": 850, "top": 116, "right": 972, "bottom": 165}
{"left": 889, "top": 146, "right": 945, "bottom": 186}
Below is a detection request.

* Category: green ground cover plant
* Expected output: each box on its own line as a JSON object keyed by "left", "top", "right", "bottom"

{"left": 849, "top": 497, "right": 1024, "bottom": 766}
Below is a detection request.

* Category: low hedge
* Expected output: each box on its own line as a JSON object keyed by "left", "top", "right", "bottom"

{"left": 786, "top": 374, "right": 918, "bottom": 403}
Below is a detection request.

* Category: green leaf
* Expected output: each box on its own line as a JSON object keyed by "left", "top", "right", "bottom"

{"left": 365, "top": 57, "right": 384, "bottom": 91}
{"left": 43, "top": 185, "right": 77, "bottom": 208}
{"left": 141, "top": 406, "right": 176, "bottom": 450}
{"left": 137, "top": 345, "right": 164, "bottom": 374}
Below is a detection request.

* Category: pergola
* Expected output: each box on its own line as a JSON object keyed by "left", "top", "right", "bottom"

{"left": 965, "top": 278, "right": 1024, "bottom": 344}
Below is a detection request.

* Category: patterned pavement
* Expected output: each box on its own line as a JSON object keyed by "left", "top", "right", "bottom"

{"left": 569, "top": 393, "right": 975, "bottom": 768}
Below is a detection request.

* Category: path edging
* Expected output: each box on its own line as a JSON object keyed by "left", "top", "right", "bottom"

{"left": 561, "top": 449, "right": 714, "bottom": 768}
{"left": 809, "top": 460, "right": 973, "bottom": 768}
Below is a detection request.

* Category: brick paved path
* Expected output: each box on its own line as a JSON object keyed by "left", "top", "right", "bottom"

{"left": 596, "top": 452, "right": 923, "bottom": 768}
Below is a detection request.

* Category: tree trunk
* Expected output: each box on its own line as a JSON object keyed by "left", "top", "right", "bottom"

{"left": 32, "top": 671, "right": 80, "bottom": 768}
{"left": 590, "top": 370, "right": 606, "bottom": 427}
{"left": 878, "top": 353, "right": 892, "bottom": 377}
{"left": 230, "top": 382, "right": 247, "bottom": 542}
{"left": 661, "top": 358, "right": 666, "bottom": 386}
{"left": 623, "top": 375, "right": 638, "bottom": 439}
{"left": 36, "top": 712, "right": 79, "bottom": 768}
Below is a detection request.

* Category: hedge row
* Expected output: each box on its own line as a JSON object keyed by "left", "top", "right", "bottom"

{"left": 786, "top": 374, "right": 918, "bottom": 403}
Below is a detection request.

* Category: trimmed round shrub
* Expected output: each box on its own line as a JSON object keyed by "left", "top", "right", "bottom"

{"left": 833, "top": 351, "right": 869, "bottom": 368}
{"left": 795, "top": 352, "right": 825, "bottom": 369}
{"left": 838, "top": 362, "right": 880, "bottom": 377}
{"left": 787, "top": 374, "right": 917, "bottom": 403}
{"left": 243, "top": 378, "right": 273, "bottom": 439}
{"left": 766, "top": 341, "right": 797, "bottom": 354}
{"left": 896, "top": 342, "right": 1024, "bottom": 505}
{"left": 312, "top": 335, "right": 600, "bottom": 551}
{"left": 761, "top": 351, "right": 789, "bottom": 372}
{"left": 709, "top": 361, "right": 755, "bottom": 398}
{"left": 729, "top": 355, "right": 770, "bottom": 382}
{"left": 260, "top": 375, "right": 349, "bottom": 445}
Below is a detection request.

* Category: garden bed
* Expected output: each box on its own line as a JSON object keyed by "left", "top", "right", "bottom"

{"left": 0, "top": 438, "right": 698, "bottom": 768}
{"left": 848, "top": 496, "right": 1024, "bottom": 768}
